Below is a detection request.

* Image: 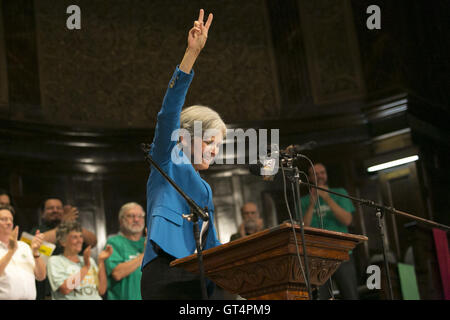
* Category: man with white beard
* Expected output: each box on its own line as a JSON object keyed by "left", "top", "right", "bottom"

{"left": 104, "top": 202, "right": 146, "bottom": 300}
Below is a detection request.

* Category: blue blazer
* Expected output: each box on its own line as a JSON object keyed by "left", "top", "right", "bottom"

{"left": 142, "top": 66, "right": 222, "bottom": 269}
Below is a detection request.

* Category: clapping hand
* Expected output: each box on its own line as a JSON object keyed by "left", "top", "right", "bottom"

{"left": 317, "top": 186, "right": 330, "bottom": 201}
{"left": 8, "top": 226, "right": 19, "bottom": 252}
{"left": 83, "top": 245, "right": 91, "bottom": 268}
{"left": 31, "top": 230, "right": 45, "bottom": 256}
{"left": 98, "top": 245, "right": 113, "bottom": 262}
{"left": 62, "top": 205, "right": 79, "bottom": 222}
{"left": 310, "top": 185, "right": 330, "bottom": 204}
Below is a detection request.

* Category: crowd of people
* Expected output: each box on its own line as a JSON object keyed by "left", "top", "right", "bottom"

{"left": 0, "top": 191, "right": 147, "bottom": 300}
{"left": 0, "top": 187, "right": 268, "bottom": 300}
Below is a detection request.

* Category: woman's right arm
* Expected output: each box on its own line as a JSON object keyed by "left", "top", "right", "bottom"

{"left": 150, "top": 9, "right": 213, "bottom": 164}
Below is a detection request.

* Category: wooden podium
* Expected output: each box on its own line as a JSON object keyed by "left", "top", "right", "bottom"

{"left": 170, "top": 222, "right": 367, "bottom": 300}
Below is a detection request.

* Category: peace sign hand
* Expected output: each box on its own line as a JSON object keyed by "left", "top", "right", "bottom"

{"left": 187, "top": 9, "right": 213, "bottom": 53}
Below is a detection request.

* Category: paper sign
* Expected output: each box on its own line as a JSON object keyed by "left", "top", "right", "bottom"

{"left": 20, "top": 232, "right": 56, "bottom": 262}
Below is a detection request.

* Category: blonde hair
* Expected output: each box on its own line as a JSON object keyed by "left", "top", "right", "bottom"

{"left": 180, "top": 105, "right": 227, "bottom": 139}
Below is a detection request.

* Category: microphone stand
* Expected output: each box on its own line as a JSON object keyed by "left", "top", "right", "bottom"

{"left": 296, "top": 177, "right": 450, "bottom": 300}
{"left": 141, "top": 144, "right": 209, "bottom": 300}
{"left": 281, "top": 159, "right": 314, "bottom": 300}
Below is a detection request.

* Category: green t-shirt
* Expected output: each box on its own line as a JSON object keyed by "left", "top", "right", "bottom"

{"left": 300, "top": 187, "right": 355, "bottom": 233}
{"left": 105, "top": 234, "right": 145, "bottom": 300}
{"left": 47, "top": 255, "right": 102, "bottom": 300}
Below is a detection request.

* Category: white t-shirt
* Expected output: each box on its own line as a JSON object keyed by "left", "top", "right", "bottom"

{"left": 47, "top": 255, "right": 102, "bottom": 300}
{"left": 0, "top": 241, "right": 36, "bottom": 300}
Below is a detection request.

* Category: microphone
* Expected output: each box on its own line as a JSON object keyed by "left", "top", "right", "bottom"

{"left": 248, "top": 144, "right": 280, "bottom": 181}
{"left": 248, "top": 141, "right": 317, "bottom": 180}
{"left": 249, "top": 158, "right": 278, "bottom": 181}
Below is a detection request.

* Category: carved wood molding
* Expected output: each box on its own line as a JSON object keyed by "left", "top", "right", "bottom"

{"left": 172, "top": 223, "right": 367, "bottom": 300}
{"left": 209, "top": 254, "right": 341, "bottom": 297}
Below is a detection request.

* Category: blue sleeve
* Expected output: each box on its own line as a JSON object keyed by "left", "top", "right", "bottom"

{"left": 150, "top": 66, "right": 194, "bottom": 165}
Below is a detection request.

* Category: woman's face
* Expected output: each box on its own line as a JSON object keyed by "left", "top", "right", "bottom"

{"left": 61, "top": 230, "right": 84, "bottom": 255}
{"left": 191, "top": 133, "right": 223, "bottom": 171}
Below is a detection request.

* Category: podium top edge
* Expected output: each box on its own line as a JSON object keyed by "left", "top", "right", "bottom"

{"left": 170, "top": 222, "right": 367, "bottom": 268}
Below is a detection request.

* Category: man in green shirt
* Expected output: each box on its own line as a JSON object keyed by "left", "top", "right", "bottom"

{"left": 300, "top": 163, "right": 359, "bottom": 300}
{"left": 105, "top": 202, "right": 145, "bottom": 300}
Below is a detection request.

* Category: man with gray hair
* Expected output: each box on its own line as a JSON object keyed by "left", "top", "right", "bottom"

{"left": 104, "top": 202, "right": 146, "bottom": 300}
{"left": 229, "top": 202, "right": 264, "bottom": 242}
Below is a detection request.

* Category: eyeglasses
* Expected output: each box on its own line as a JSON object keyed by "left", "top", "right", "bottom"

{"left": 124, "top": 214, "right": 145, "bottom": 220}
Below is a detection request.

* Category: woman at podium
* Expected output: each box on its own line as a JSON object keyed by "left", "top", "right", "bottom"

{"left": 140, "top": 9, "right": 226, "bottom": 299}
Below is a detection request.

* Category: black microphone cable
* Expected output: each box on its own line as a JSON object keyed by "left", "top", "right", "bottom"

{"left": 280, "top": 161, "right": 311, "bottom": 298}
{"left": 298, "top": 170, "right": 324, "bottom": 230}
{"left": 298, "top": 155, "right": 336, "bottom": 300}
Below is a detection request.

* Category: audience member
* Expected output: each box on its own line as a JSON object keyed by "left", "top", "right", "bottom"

{"left": 230, "top": 202, "right": 264, "bottom": 241}
{"left": 105, "top": 202, "right": 146, "bottom": 300}
{"left": 47, "top": 220, "right": 112, "bottom": 300}
{"left": 0, "top": 189, "right": 11, "bottom": 206}
{"left": 300, "top": 163, "right": 359, "bottom": 300}
{"left": 0, "top": 204, "right": 46, "bottom": 299}
{"left": 31, "top": 197, "right": 97, "bottom": 248}
{"left": 30, "top": 197, "right": 98, "bottom": 299}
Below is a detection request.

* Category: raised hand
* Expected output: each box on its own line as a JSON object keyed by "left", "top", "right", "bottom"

{"left": 31, "top": 229, "right": 45, "bottom": 255}
{"left": 62, "top": 205, "right": 79, "bottom": 222}
{"left": 83, "top": 245, "right": 91, "bottom": 268}
{"left": 8, "top": 226, "right": 19, "bottom": 252}
{"left": 187, "top": 9, "right": 213, "bottom": 53}
{"left": 98, "top": 244, "right": 113, "bottom": 262}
